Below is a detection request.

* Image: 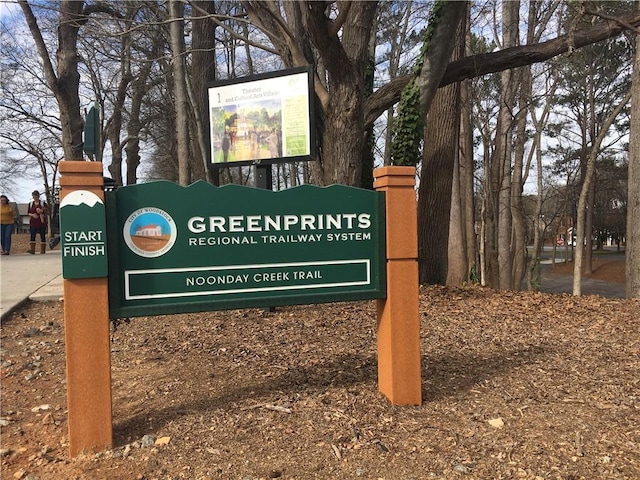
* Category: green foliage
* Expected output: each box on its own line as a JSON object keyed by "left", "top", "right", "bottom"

{"left": 390, "top": 80, "right": 423, "bottom": 166}
{"left": 390, "top": 0, "right": 447, "bottom": 167}
{"left": 413, "top": 0, "right": 445, "bottom": 75}
{"left": 468, "top": 263, "right": 480, "bottom": 284}
{"left": 528, "top": 263, "right": 541, "bottom": 292}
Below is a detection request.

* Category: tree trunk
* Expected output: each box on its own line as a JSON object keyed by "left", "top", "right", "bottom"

{"left": 106, "top": 46, "right": 131, "bottom": 185}
{"left": 573, "top": 91, "right": 631, "bottom": 295}
{"left": 125, "top": 84, "right": 142, "bottom": 186}
{"left": 483, "top": 0, "right": 518, "bottom": 290}
{"left": 418, "top": 82, "right": 460, "bottom": 284}
{"left": 510, "top": 66, "right": 529, "bottom": 290}
{"left": 169, "top": 0, "right": 190, "bottom": 186}
{"left": 312, "top": 81, "right": 364, "bottom": 186}
{"left": 190, "top": 0, "right": 216, "bottom": 184}
{"left": 479, "top": 200, "right": 488, "bottom": 286}
{"left": 361, "top": 27, "right": 377, "bottom": 190}
{"left": 243, "top": 1, "right": 377, "bottom": 186}
{"left": 497, "top": 132, "right": 513, "bottom": 291}
{"left": 417, "top": 8, "right": 464, "bottom": 285}
{"left": 460, "top": 28, "right": 477, "bottom": 282}
{"left": 527, "top": 124, "right": 545, "bottom": 291}
{"left": 627, "top": 34, "right": 640, "bottom": 298}
{"left": 415, "top": 1, "right": 467, "bottom": 115}
{"left": 526, "top": 68, "right": 557, "bottom": 290}
{"left": 498, "top": 0, "right": 518, "bottom": 290}
{"left": 305, "top": 2, "right": 377, "bottom": 186}
{"left": 583, "top": 180, "right": 596, "bottom": 274}
{"left": 447, "top": 12, "right": 474, "bottom": 286}
{"left": 19, "top": 0, "right": 86, "bottom": 161}
{"left": 447, "top": 152, "right": 466, "bottom": 285}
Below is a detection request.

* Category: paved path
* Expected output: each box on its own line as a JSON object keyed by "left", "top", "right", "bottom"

{"left": 537, "top": 264, "right": 625, "bottom": 298}
{"left": 540, "top": 265, "right": 626, "bottom": 298}
{"left": 0, "top": 250, "right": 63, "bottom": 320}
{"left": 0, "top": 251, "right": 627, "bottom": 321}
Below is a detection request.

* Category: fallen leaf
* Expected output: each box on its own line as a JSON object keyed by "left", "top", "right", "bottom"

{"left": 31, "top": 404, "right": 50, "bottom": 412}
{"left": 488, "top": 418, "right": 504, "bottom": 428}
{"left": 331, "top": 444, "right": 341, "bottom": 460}
{"left": 264, "top": 404, "right": 292, "bottom": 414}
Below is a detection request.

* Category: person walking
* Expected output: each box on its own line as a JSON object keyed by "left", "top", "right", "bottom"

{"left": 221, "top": 131, "right": 231, "bottom": 162}
{"left": 1, "top": 194, "right": 17, "bottom": 255}
{"left": 268, "top": 128, "right": 279, "bottom": 158}
{"left": 27, "top": 190, "right": 48, "bottom": 255}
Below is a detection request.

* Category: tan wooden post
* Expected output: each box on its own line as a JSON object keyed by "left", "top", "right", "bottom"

{"left": 59, "top": 161, "right": 113, "bottom": 455}
{"left": 373, "top": 166, "right": 422, "bottom": 405}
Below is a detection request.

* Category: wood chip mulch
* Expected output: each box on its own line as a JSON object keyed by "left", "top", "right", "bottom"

{"left": 1, "top": 285, "right": 639, "bottom": 479}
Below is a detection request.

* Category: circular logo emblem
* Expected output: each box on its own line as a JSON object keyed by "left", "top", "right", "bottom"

{"left": 123, "top": 208, "right": 176, "bottom": 257}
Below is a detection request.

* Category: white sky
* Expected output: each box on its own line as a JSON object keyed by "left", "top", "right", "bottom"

{"left": 0, "top": 0, "right": 19, "bottom": 20}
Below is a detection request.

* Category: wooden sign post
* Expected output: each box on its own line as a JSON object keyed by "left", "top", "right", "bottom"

{"left": 59, "top": 161, "right": 112, "bottom": 456}
{"left": 374, "top": 166, "right": 422, "bottom": 405}
{"left": 58, "top": 163, "right": 421, "bottom": 457}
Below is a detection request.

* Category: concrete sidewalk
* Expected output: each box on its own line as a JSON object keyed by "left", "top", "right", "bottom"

{"left": 0, "top": 249, "right": 63, "bottom": 320}
{"left": 537, "top": 262, "right": 626, "bottom": 298}
{"left": 538, "top": 272, "right": 625, "bottom": 298}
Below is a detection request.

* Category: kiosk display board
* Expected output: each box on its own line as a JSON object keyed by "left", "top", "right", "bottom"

{"left": 106, "top": 181, "right": 385, "bottom": 318}
{"left": 207, "top": 66, "right": 315, "bottom": 167}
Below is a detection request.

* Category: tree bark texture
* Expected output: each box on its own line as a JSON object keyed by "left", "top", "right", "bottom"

{"left": 54, "top": 1, "right": 86, "bottom": 161}
{"left": 19, "top": 0, "right": 85, "bottom": 161}
{"left": 447, "top": 10, "right": 474, "bottom": 286}
{"left": 446, "top": 152, "right": 466, "bottom": 285}
{"left": 584, "top": 180, "right": 596, "bottom": 275}
{"left": 169, "top": 0, "right": 190, "bottom": 186}
{"left": 417, "top": 8, "right": 465, "bottom": 285}
{"left": 125, "top": 81, "right": 143, "bottom": 186}
{"left": 510, "top": 65, "right": 531, "bottom": 291}
{"left": 303, "top": 2, "right": 378, "bottom": 186}
{"left": 106, "top": 32, "right": 132, "bottom": 185}
{"left": 415, "top": 1, "right": 467, "bottom": 116}
{"left": 190, "top": 0, "right": 217, "bottom": 184}
{"left": 625, "top": 32, "right": 640, "bottom": 298}
{"left": 498, "top": 0, "right": 519, "bottom": 291}
{"left": 460, "top": 28, "right": 477, "bottom": 282}
{"left": 627, "top": 34, "right": 640, "bottom": 298}
{"left": 482, "top": 0, "right": 518, "bottom": 290}
{"left": 418, "top": 81, "right": 460, "bottom": 284}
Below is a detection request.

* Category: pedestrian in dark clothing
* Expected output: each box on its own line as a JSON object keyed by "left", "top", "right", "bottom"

{"left": 27, "top": 190, "right": 48, "bottom": 254}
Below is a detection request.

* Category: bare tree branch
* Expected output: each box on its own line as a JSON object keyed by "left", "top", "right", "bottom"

{"left": 365, "top": 10, "right": 640, "bottom": 127}
{"left": 328, "top": 1, "right": 352, "bottom": 37}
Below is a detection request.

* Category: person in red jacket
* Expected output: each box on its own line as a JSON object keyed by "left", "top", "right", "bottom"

{"left": 27, "top": 190, "right": 48, "bottom": 254}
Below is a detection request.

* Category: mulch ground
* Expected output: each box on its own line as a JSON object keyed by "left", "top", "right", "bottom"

{"left": 1, "top": 283, "right": 639, "bottom": 480}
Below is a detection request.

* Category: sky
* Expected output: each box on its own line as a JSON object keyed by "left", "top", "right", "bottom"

{"left": 0, "top": 0, "right": 18, "bottom": 20}
{"left": 1, "top": 1, "right": 39, "bottom": 203}
{"left": 0, "top": 1, "right": 112, "bottom": 205}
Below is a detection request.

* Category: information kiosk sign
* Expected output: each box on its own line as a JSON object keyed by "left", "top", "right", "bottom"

{"left": 206, "top": 66, "right": 315, "bottom": 168}
{"left": 106, "top": 181, "right": 385, "bottom": 318}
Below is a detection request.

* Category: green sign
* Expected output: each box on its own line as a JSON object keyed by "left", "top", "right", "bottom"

{"left": 60, "top": 190, "right": 108, "bottom": 279}
{"left": 83, "top": 104, "right": 101, "bottom": 161}
{"left": 106, "top": 181, "right": 386, "bottom": 318}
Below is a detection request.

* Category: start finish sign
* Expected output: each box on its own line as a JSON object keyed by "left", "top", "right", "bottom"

{"left": 106, "top": 181, "right": 386, "bottom": 318}
{"left": 60, "top": 190, "right": 108, "bottom": 279}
